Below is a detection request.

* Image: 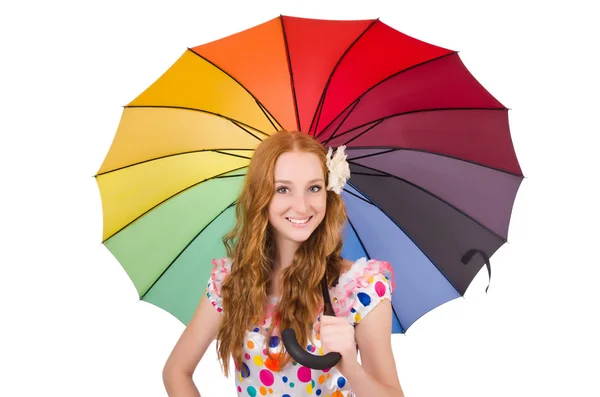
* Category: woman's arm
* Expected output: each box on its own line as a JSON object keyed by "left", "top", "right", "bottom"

{"left": 162, "top": 292, "right": 223, "bottom": 396}
{"left": 346, "top": 299, "right": 404, "bottom": 397}
{"left": 162, "top": 372, "right": 200, "bottom": 397}
{"left": 342, "top": 361, "right": 404, "bottom": 397}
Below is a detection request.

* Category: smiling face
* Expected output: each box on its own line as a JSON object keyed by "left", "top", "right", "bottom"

{"left": 268, "top": 150, "right": 327, "bottom": 248}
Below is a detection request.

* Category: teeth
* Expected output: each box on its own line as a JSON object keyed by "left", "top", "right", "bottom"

{"left": 287, "top": 217, "right": 310, "bottom": 224}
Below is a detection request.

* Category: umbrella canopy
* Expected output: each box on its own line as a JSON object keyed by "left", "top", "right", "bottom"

{"left": 96, "top": 15, "right": 523, "bottom": 335}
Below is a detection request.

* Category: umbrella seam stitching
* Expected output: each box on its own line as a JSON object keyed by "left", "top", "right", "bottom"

{"left": 345, "top": 181, "right": 464, "bottom": 299}
{"left": 125, "top": 104, "right": 272, "bottom": 138}
{"left": 279, "top": 16, "right": 301, "bottom": 131}
{"left": 333, "top": 107, "right": 509, "bottom": 150}
{"left": 186, "top": 48, "right": 283, "bottom": 132}
{"left": 310, "top": 18, "right": 379, "bottom": 136}
{"left": 102, "top": 166, "right": 248, "bottom": 243}
{"left": 344, "top": 143, "right": 522, "bottom": 177}
{"left": 348, "top": 161, "right": 509, "bottom": 243}
{"left": 314, "top": 50, "right": 458, "bottom": 138}
{"left": 95, "top": 150, "right": 254, "bottom": 177}
{"left": 321, "top": 98, "right": 363, "bottom": 145}
{"left": 140, "top": 201, "right": 238, "bottom": 300}
{"left": 345, "top": 209, "right": 405, "bottom": 332}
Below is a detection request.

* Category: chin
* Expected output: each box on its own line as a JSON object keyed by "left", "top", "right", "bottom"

{"left": 278, "top": 227, "right": 314, "bottom": 243}
{"left": 287, "top": 231, "right": 314, "bottom": 243}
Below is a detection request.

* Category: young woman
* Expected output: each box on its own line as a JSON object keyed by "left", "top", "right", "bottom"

{"left": 163, "top": 130, "right": 404, "bottom": 397}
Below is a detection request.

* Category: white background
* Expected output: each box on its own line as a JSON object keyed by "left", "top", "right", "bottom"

{"left": 1, "top": 0, "right": 599, "bottom": 396}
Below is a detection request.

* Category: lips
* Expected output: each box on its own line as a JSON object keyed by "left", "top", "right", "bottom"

{"left": 286, "top": 216, "right": 312, "bottom": 225}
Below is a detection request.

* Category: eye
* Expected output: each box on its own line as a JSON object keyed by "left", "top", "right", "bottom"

{"left": 309, "top": 185, "right": 322, "bottom": 193}
{"left": 276, "top": 186, "right": 289, "bottom": 194}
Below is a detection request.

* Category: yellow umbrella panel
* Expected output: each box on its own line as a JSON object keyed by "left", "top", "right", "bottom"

{"left": 95, "top": 47, "right": 284, "bottom": 323}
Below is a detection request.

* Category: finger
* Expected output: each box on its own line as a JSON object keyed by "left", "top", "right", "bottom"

{"left": 320, "top": 315, "right": 334, "bottom": 324}
{"left": 323, "top": 314, "right": 346, "bottom": 323}
{"left": 320, "top": 325, "right": 345, "bottom": 339}
{"left": 321, "top": 316, "right": 346, "bottom": 327}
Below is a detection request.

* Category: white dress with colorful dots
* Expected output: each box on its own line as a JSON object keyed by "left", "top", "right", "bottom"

{"left": 205, "top": 256, "right": 395, "bottom": 397}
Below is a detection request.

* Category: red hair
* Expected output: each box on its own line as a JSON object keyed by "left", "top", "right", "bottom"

{"left": 215, "top": 130, "right": 348, "bottom": 375}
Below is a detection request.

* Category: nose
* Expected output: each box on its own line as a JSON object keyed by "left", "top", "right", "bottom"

{"left": 292, "top": 192, "right": 309, "bottom": 214}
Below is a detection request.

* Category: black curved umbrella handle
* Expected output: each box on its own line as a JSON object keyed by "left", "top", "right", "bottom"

{"left": 281, "top": 274, "right": 342, "bottom": 370}
{"left": 281, "top": 328, "right": 342, "bottom": 370}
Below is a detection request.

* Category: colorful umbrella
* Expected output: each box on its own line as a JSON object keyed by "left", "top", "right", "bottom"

{"left": 96, "top": 15, "right": 523, "bottom": 361}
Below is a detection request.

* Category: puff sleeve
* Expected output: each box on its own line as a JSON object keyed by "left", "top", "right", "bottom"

{"left": 205, "top": 257, "right": 232, "bottom": 314}
{"left": 330, "top": 258, "right": 395, "bottom": 325}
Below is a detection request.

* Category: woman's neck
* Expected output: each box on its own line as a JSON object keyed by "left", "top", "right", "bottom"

{"left": 272, "top": 236, "right": 301, "bottom": 271}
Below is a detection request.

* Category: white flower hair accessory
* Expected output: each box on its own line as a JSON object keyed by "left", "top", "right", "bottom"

{"left": 326, "top": 145, "right": 351, "bottom": 194}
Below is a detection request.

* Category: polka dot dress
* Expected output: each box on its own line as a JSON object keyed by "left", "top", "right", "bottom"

{"left": 206, "top": 257, "right": 394, "bottom": 397}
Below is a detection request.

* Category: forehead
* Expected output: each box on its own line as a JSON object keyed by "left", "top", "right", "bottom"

{"left": 273, "top": 151, "right": 324, "bottom": 181}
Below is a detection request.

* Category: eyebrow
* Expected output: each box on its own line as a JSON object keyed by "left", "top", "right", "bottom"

{"left": 274, "top": 178, "right": 324, "bottom": 184}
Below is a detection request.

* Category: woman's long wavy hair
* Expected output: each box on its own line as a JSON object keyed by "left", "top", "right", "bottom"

{"left": 215, "top": 130, "right": 348, "bottom": 376}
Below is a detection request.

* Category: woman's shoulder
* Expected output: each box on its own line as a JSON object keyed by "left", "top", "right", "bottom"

{"left": 209, "top": 257, "right": 233, "bottom": 288}
{"left": 337, "top": 257, "right": 394, "bottom": 282}
{"left": 205, "top": 257, "right": 233, "bottom": 313}
{"left": 212, "top": 256, "right": 233, "bottom": 272}
{"left": 331, "top": 257, "right": 395, "bottom": 324}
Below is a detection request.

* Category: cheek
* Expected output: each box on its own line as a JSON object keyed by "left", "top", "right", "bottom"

{"left": 268, "top": 196, "right": 285, "bottom": 217}
{"left": 313, "top": 194, "right": 327, "bottom": 214}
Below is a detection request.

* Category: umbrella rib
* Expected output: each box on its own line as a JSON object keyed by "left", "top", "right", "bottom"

{"left": 215, "top": 173, "right": 246, "bottom": 179}
{"left": 347, "top": 161, "right": 508, "bottom": 243}
{"left": 332, "top": 107, "right": 508, "bottom": 146}
{"left": 345, "top": 147, "right": 397, "bottom": 161}
{"left": 345, "top": 212, "right": 405, "bottom": 332}
{"left": 321, "top": 98, "right": 363, "bottom": 145}
{"left": 186, "top": 48, "right": 284, "bottom": 131}
{"left": 345, "top": 145, "right": 522, "bottom": 177}
{"left": 309, "top": 18, "right": 379, "bottom": 136}
{"left": 213, "top": 150, "right": 253, "bottom": 160}
{"left": 102, "top": 166, "right": 248, "bottom": 243}
{"left": 350, "top": 171, "right": 389, "bottom": 177}
{"left": 229, "top": 119, "right": 270, "bottom": 140}
{"left": 140, "top": 200, "right": 238, "bottom": 300}
{"left": 280, "top": 16, "right": 300, "bottom": 131}
{"left": 255, "top": 100, "right": 281, "bottom": 131}
{"left": 95, "top": 149, "right": 255, "bottom": 177}
{"left": 314, "top": 51, "right": 459, "bottom": 138}
{"left": 342, "top": 187, "right": 376, "bottom": 205}
{"left": 325, "top": 118, "right": 384, "bottom": 147}
{"left": 345, "top": 181, "right": 463, "bottom": 299}
{"left": 125, "top": 104, "right": 272, "bottom": 138}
